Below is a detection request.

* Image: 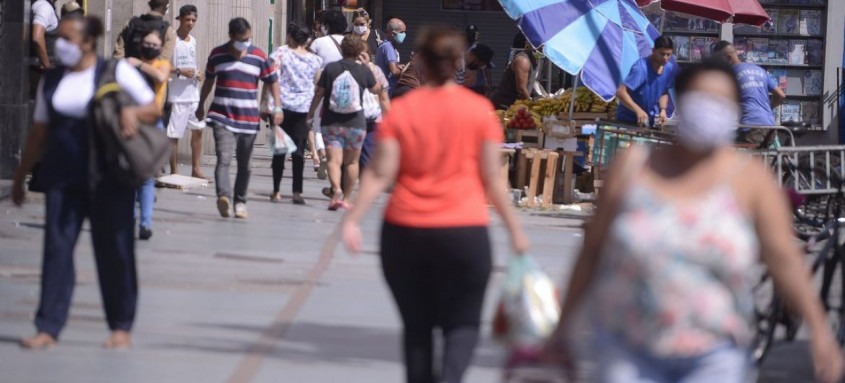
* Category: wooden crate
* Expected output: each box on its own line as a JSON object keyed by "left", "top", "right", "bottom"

{"left": 506, "top": 128, "right": 545, "bottom": 149}
{"left": 523, "top": 149, "right": 560, "bottom": 209}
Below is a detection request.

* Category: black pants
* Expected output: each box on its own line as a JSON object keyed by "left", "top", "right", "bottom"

{"left": 359, "top": 119, "right": 377, "bottom": 172}
{"left": 391, "top": 85, "right": 414, "bottom": 100}
{"left": 37, "top": 184, "right": 137, "bottom": 338}
{"left": 380, "top": 222, "right": 492, "bottom": 383}
{"left": 272, "top": 111, "right": 309, "bottom": 194}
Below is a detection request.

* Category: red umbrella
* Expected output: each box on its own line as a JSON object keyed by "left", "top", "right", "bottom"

{"left": 636, "top": 0, "right": 769, "bottom": 27}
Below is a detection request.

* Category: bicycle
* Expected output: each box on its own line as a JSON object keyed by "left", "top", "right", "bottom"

{"left": 751, "top": 167, "right": 845, "bottom": 364}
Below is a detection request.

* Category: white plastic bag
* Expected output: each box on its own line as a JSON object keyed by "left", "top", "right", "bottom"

{"left": 494, "top": 255, "right": 561, "bottom": 347}
{"left": 268, "top": 125, "right": 297, "bottom": 156}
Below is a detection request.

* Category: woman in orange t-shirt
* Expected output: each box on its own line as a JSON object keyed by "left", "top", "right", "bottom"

{"left": 127, "top": 28, "right": 171, "bottom": 241}
{"left": 341, "top": 27, "right": 528, "bottom": 383}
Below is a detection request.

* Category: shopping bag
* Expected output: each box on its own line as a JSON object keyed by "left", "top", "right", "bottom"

{"left": 268, "top": 125, "right": 298, "bottom": 156}
{"left": 494, "top": 255, "right": 565, "bottom": 382}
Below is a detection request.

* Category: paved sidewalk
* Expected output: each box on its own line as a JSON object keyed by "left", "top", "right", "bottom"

{"left": 0, "top": 150, "right": 826, "bottom": 382}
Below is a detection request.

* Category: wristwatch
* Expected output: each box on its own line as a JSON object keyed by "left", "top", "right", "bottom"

{"left": 176, "top": 68, "right": 182, "bottom": 77}
{"left": 273, "top": 107, "right": 283, "bottom": 114}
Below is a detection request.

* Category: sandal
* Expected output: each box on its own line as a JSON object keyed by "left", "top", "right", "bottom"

{"left": 270, "top": 192, "right": 282, "bottom": 202}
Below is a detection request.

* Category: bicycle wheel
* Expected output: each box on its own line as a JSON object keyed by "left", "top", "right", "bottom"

{"left": 813, "top": 234, "right": 845, "bottom": 346}
{"left": 751, "top": 272, "right": 783, "bottom": 364}
{"left": 752, "top": 295, "right": 783, "bottom": 365}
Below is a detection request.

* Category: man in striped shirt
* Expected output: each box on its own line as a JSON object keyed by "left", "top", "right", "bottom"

{"left": 196, "top": 17, "right": 282, "bottom": 219}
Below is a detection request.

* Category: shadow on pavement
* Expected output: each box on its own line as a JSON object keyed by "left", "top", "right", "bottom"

{"left": 757, "top": 340, "right": 816, "bottom": 383}
{"left": 146, "top": 321, "right": 504, "bottom": 369}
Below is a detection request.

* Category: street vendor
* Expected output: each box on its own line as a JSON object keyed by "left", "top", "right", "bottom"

{"left": 489, "top": 33, "right": 537, "bottom": 109}
{"left": 713, "top": 41, "right": 786, "bottom": 146}
{"left": 615, "top": 35, "right": 678, "bottom": 128}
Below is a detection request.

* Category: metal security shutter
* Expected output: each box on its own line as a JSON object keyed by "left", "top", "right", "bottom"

{"left": 382, "top": 0, "right": 519, "bottom": 84}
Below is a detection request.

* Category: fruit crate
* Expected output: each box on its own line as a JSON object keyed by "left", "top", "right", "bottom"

{"left": 506, "top": 129, "right": 545, "bottom": 149}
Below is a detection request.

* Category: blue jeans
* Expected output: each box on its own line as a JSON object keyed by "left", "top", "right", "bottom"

{"left": 594, "top": 330, "right": 750, "bottom": 383}
{"left": 136, "top": 120, "right": 164, "bottom": 228}
{"left": 136, "top": 178, "right": 155, "bottom": 229}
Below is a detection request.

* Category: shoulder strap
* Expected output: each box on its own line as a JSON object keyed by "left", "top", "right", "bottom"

{"left": 329, "top": 35, "right": 343, "bottom": 55}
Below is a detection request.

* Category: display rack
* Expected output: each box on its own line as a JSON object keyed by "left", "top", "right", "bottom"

{"left": 642, "top": 6, "right": 722, "bottom": 65}
{"left": 734, "top": 0, "right": 828, "bottom": 129}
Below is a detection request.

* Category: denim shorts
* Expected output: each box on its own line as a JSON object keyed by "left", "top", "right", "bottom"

{"left": 593, "top": 330, "right": 750, "bottom": 383}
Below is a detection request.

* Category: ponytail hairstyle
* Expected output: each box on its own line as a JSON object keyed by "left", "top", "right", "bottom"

{"left": 416, "top": 25, "right": 465, "bottom": 86}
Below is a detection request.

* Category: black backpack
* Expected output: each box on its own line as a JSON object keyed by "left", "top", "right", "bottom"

{"left": 89, "top": 60, "right": 171, "bottom": 189}
{"left": 123, "top": 14, "right": 169, "bottom": 59}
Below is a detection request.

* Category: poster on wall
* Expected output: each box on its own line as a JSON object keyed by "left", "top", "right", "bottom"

{"left": 442, "top": 0, "right": 504, "bottom": 11}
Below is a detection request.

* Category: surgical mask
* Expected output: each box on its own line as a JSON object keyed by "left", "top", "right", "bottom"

{"left": 55, "top": 37, "right": 83, "bottom": 67}
{"left": 320, "top": 25, "right": 328, "bottom": 35}
{"left": 676, "top": 91, "right": 739, "bottom": 152}
{"left": 141, "top": 46, "right": 161, "bottom": 60}
{"left": 233, "top": 39, "right": 251, "bottom": 52}
{"left": 353, "top": 25, "right": 368, "bottom": 35}
{"left": 395, "top": 32, "right": 406, "bottom": 44}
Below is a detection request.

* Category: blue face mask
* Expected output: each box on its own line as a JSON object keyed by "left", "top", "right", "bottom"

{"left": 395, "top": 32, "right": 406, "bottom": 44}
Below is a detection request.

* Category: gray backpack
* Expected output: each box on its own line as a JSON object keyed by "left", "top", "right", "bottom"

{"left": 89, "top": 60, "right": 170, "bottom": 188}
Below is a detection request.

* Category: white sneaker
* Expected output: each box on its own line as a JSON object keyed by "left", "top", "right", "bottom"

{"left": 234, "top": 202, "right": 248, "bottom": 219}
{"left": 217, "top": 196, "right": 231, "bottom": 218}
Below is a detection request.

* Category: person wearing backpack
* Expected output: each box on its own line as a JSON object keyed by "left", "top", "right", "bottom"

{"left": 196, "top": 18, "right": 282, "bottom": 219}
{"left": 12, "top": 15, "right": 160, "bottom": 350}
{"left": 308, "top": 10, "right": 348, "bottom": 186}
{"left": 307, "top": 34, "right": 380, "bottom": 211}
{"left": 127, "top": 27, "right": 171, "bottom": 240}
{"left": 113, "top": 0, "right": 176, "bottom": 61}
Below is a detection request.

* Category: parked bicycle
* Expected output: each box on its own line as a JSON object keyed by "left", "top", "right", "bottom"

{"left": 752, "top": 166, "right": 845, "bottom": 364}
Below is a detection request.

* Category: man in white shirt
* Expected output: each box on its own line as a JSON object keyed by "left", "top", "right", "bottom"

{"left": 30, "top": 0, "right": 59, "bottom": 98}
{"left": 166, "top": 5, "right": 207, "bottom": 179}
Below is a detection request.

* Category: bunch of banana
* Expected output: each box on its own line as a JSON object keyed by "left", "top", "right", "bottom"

{"left": 555, "top": 87, "right": 617, "bottom": 114}
{"left": 530, "top": 97, "right": 565, "bottom": 117}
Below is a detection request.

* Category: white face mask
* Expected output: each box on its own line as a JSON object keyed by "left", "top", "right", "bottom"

{"left": 55, "top": 37, "right": 83, "bottom": 67}
{"left": 353, "top": 25, "right": 368, "bottom": 36}
{"left": 233, "top": 39, "right": 252, "bottom": 52}
{"left": 320, "top": 25, "right": 329, "bottom": 35}
{"left": 676, "top": 91, "right": 739, "bottom": 152}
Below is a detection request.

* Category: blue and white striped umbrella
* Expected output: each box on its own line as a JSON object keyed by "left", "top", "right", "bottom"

{"left": 499, "top": 0, "right": 661, "bottom": 102}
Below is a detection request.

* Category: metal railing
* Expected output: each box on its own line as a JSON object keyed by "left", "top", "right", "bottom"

{"left": 755, "top": 146, "right": 845, "bottom": 195}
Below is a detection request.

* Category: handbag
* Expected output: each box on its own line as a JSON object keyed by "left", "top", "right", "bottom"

{"left": 89, "top": 60, "right": 171, "bottom": 189}
{"left": 362, "top": 87, "right": 381, "bottom": 120}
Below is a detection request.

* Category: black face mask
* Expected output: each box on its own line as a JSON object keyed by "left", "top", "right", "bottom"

{"left": 141, "top": 46, "right": 161, "bottom": 60}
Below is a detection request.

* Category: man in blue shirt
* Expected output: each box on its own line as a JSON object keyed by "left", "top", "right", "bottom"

{"left": 713, "top": 41, "right": 786, "bottom": 146}
{"left": 616, "top": 35, "right": 678, "bottom": 128}
{"left": 375, "top": 18, "right": 406, "bottom": 95}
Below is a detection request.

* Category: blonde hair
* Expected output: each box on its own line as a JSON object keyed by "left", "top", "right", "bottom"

{"left": 352, "top": 8, "right": 371, "bottom": 25}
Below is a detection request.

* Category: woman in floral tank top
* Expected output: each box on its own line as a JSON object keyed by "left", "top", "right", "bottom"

{"left": 546, "top": 60, "right": 843, "bottom": 383}
{"left": 266, "top": 24, "right": 322, "bottom": 205}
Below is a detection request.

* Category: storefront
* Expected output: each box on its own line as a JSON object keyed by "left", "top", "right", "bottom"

{"left": 642, "top": 0, "right": 844, "bottom": 143}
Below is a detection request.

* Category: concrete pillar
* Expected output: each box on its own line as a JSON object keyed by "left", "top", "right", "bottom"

{"left": 0, "top": 0, "right": 31, "bottom": 178}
